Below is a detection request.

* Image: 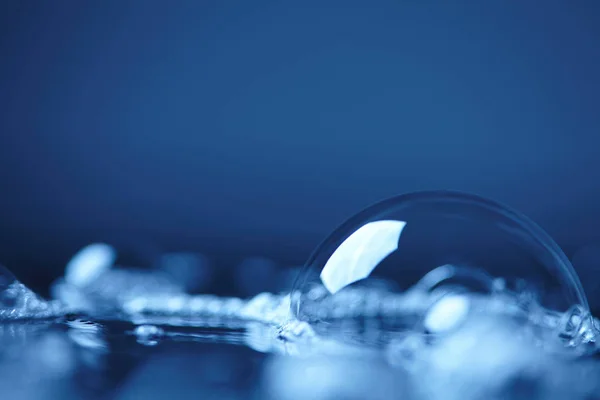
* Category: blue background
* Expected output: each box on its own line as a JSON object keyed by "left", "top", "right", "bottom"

{"left": 0, "top": 1, "right": 599, "bottom": 296}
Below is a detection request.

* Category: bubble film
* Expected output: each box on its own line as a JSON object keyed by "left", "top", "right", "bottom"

{"left": 291, "top": 190, "right": 598, "bottom": 354}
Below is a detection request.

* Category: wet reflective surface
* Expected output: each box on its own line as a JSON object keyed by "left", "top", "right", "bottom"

{"left": 2, "top": 316, "right": 600, "bottom": 400}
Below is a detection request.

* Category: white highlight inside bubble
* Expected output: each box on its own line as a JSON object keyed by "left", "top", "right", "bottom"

{"left": 320, "top": 220, "right": 406, "bottom": 294}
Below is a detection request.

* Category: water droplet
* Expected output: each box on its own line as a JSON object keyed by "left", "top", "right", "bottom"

{"left": 134, "top": 324, "right": 164, "bottom": 346}
{"left": 291, "top": 190, "right": 597, "bottom": 354}
{"left": 65, "top": 243, "right": 116, "bottom": 288}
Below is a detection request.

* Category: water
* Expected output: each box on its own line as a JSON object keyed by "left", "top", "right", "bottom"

{"left": 2, "top": 191, "right": 600, "bottom": 399}
{"left": 2, "top": 261, "right": 600, "bottom": 399}
{"left": 1, "top": 314, "right": 600, "bottom": 399}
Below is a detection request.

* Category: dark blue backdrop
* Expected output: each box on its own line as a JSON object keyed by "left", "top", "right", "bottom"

{"left": 0, "top": 1, "right": 599, "bottom": 295}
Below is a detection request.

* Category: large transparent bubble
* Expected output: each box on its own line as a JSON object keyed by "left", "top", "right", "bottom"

{"left": 291, "top": 190, "right": 598, "bottom": 354}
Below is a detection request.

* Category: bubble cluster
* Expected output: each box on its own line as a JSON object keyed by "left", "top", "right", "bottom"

{"left": 1, "top": 264, "right": 64, "bottom": 320}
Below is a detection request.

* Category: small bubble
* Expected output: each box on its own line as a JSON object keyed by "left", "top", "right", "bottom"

{"left": 65, "top": 243, "right": 116, "bottom": 288}
{"left": 134, "top": 324, "right": 164, "bottom": 346}
{"left": 424, "top": 294, "right": 470, "bottom": 334}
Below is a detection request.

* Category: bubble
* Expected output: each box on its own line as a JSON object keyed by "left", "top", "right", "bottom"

{"left": 291, "top": 190, "right": 598, "bottom": 354}
{"left": 134, "top": 325, "right": 164, "bottom": 346}
{"left": 423, "top": 293, "right": 470, "bottom": 333}
{"left": 65, "top": 243, "right": 116, "bottom": 288}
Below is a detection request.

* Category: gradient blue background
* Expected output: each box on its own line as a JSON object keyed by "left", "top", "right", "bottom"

{"left": 0, "top": 1, "right": 599, "bottom": 297}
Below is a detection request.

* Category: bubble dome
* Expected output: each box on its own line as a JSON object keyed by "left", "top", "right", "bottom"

{"left": 291, "top": 190, "right": 598, "bottom": 354}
